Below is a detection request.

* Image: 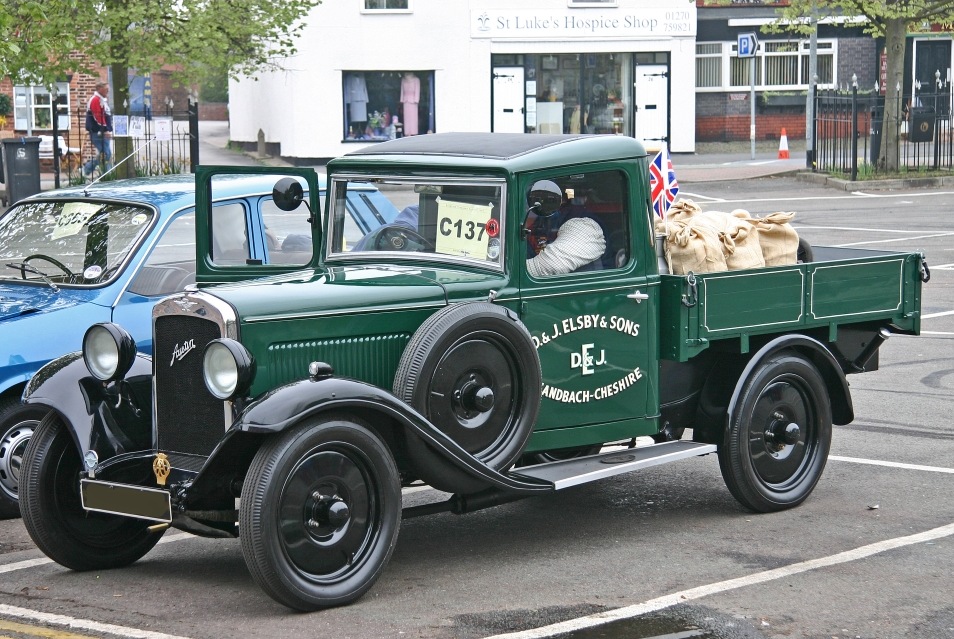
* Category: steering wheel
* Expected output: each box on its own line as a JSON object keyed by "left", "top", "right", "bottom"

{"left": 22, "top": 254, "right": 76, "bottom": 278}
{"left": 371, "top": 225, "right": 433, "bottom": 252}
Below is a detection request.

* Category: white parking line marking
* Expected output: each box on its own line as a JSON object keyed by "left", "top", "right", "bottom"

{"left": 830, "top": 455, "right": 954, "bottom": 474}
{"left": 698, "top": 191, "right": 954, "bottom": 205}
{"left": 0, "top": 604, "right": 196, "bottom": 639}
{"left": 929, "top": 263, "right": 954, "bottom": 270}
{"left": 792, "top": 225, "right": 930, "bottom": 234}
{"left": 485, "top": 522, "right": 954, "bottom": 639}
{"left": 0, "top": 533, "right": 192, "bottom": 575}
{"left": 924, "top": 310, "right": 954, "bottom": 319}
{"left": 835, "top": 232, "right": 954, "bottom": 247}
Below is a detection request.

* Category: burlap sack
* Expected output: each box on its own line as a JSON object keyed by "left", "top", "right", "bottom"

{"left": 720, "top": 215, "right": 765, "bottom": 270}
{"left": 664, "top": 199, "right": 703, "bottom": 223}
{"left": 664, "top": 219, "right": 727, "bottom": 275}
{"left": 754, "top": 212, "right": 798, "bottom": 266}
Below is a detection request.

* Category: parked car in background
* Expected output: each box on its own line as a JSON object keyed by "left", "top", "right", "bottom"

{"left": 0, "top": 173, "right": 397, "bottom": 517}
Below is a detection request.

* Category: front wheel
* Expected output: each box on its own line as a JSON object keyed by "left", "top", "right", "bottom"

{"left": 240, "top": 414, "right": 401, "bottom": 610}
{"left": 719, "top": 353, "right": 832, "bottom": 513}
{"left": 19, "top": 413, "right": 163, "bottom": 569}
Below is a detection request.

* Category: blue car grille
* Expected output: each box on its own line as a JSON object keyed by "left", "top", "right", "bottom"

{"left": 154, "top": 315, "right": 225, "bottom": 459}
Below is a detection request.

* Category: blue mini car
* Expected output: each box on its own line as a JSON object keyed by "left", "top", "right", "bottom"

{"left": 0, "top": 173, "right": 398, "bottom": 517}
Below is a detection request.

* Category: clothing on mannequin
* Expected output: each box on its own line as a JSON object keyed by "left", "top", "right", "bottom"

{"left": 345, "top": 73, "right": 369, "bottom": 135}
{"left": 400, "top": 72, "right": 420, "bottom": 136}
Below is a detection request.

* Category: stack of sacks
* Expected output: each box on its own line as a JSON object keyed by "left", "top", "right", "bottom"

{"left": 752, "top": 211, "right": 799, "bottom": 266}
{"left": 656, "top": 200, "right": 766, "bottom": 274}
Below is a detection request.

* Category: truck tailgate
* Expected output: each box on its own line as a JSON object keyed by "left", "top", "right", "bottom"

{"left": 659, "top": 247, "right": 925, "bottom": 362}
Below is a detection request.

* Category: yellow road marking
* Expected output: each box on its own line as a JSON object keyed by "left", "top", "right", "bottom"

{"left": 0, "top": 619, "right": 98, "bottom": 638}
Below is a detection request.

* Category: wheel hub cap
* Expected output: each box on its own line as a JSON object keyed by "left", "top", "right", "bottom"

{"left": 308, "top": 491, "right": 351, "bottom": 534}
{"left": 0, "top": 421, "right": 36, "bottom": 499}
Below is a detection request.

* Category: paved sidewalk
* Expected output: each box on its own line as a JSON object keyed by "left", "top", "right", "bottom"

{"left": 11, "top": 123, "right": 806, "bottom": 202}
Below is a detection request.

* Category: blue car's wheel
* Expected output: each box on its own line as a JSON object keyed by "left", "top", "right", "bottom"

{"left": 0, "top": 400, "right": 45, "bottom": 519}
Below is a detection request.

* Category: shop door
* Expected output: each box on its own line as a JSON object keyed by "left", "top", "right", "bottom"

{"left": 493, "top": 67, "right": 525, "bottom": 133}
{"left": 633, "top": 64, "right": 669, "bottom": 146}
{"left": 913, "top": 40, "right": 952, "bottom": 108}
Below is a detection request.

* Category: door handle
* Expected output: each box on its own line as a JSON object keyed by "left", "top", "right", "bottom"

{"left": 627, "top": 290, "right": 649, "bottom": 303}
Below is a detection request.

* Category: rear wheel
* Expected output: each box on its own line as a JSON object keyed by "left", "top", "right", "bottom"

{"left": 0, "top": 400, "right": 45, "bottom": 519}
{"left": 719, "top": 353, "right": 831, "bottom": 512}
{"left": 19, "top": 413, "right": 163, "bottom": 569}
{"left": 240, "top": 414, "right": 401, "bottom": 610}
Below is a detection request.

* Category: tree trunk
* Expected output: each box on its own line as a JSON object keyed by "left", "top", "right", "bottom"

{"left": 880, "top": 17, "right": 907, "bottom": 172}
{"left": 110, "top": 61, "right": 135, "bottom": 179}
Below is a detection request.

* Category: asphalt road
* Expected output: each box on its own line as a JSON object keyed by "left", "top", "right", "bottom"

{"left": 1, "top": 176, "right": 952, "bottom": 639}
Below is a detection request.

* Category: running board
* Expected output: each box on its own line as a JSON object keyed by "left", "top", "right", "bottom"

{"left": 510, "top": 441, "right": 717, "bottom": 490}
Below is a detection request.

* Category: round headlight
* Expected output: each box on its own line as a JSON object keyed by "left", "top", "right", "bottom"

{"left": 83, "top": 323, "right": 137, "bottom": 382}
{"left": 202, "top": 339, "right": 255, "bottom": 400}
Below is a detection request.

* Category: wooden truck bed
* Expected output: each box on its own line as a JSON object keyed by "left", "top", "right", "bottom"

{"left": 658, "top": 247, "right": 925, "bottom": 362}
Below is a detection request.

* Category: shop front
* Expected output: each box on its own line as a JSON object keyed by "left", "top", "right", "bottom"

{"left": 476, "top": 5, "right": 695, "bottom": 151}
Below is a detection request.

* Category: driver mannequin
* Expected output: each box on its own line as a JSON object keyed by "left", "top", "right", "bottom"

{"left": 525, "top": 180, "right": 606, "bottom": 278}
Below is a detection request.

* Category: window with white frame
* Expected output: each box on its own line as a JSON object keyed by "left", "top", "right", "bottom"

{"left": 364, "top": 0, "right": 409, "bottom": 10}
{"left": 696, "top": 39, "right": 835, "bottom": 90}
{"left": 696, "top": 43, "right": 722, "bottom": 88}
{"left": 13, "top": 83, "right": 71, "bottom": 131}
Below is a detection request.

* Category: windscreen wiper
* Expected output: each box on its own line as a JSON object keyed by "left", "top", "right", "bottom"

{"left": 5, "top": 262, "right": 60, "bottom": 292}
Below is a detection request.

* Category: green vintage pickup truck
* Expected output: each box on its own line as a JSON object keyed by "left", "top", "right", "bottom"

{"left": 18, "top": 133, "right": 926, "bottom": 610}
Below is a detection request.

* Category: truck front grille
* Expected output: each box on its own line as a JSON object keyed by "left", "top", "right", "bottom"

{"left": 154, "top": 314, "right": 225, "bottom": 458}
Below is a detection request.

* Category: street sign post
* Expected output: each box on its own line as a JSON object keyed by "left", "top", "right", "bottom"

{"left": 738, "top": 33, "right": 759, "bottom": 159}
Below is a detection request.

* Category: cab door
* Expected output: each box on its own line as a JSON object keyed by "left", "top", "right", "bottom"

{"left": 516, "top": 168, "right": 658, "bottom": 449}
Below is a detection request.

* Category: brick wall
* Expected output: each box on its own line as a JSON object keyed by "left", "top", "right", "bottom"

{"left": 696, "top": 93, "right": 806, "bottom": 142}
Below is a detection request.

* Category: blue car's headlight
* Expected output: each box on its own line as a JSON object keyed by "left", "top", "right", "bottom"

{"left": 83, "top": 323, "right": 137, "bottom": 382}
{"left": 202, "top": 339, "right": 255, "bottom": 400}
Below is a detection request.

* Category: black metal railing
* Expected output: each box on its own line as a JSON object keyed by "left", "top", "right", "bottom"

{"left": 50, "top": 101, "right": 199, "bottom": 186}
{"left": 813, "top": 87, "right": 954, "bottom": 178}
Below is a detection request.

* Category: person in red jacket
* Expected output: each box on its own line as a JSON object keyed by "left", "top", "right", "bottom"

{"left": 83, "top": 82, "right": 113, "bottom": 179}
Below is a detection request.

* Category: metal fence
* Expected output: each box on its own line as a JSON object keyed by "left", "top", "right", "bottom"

{"left": 50, "top": 101, "right": 199, "bottom": 186}
{"left": 813, "top": 88, "right": 954, "bottom": 178}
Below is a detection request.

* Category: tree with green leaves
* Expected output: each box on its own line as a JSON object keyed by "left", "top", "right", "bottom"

{"left": 770, "top": 0, "right": 954, "bottom": 171}
{"left": 3, "top": 0, "right": 321, "bottom": 177}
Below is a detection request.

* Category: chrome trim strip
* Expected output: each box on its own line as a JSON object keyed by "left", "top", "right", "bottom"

{"left": 242, "top": 301, "right": 446, "bottom": 324}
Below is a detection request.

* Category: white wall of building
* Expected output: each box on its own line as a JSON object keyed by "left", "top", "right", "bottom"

{"left": 229, "top": 0, "right": 697, "bottom": 160}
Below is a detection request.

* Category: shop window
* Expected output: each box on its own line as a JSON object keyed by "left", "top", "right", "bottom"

{"left": 13, "top": 83, "right": 71, "bottom": 131}
{"left": 363, "top": 0, "right": 410, "bottom": 10}
{"left": 530, "top": 53, "right": 631, "bottom": 136}
{"left": 342, "top": 71, "right": 434, "bottom": 141}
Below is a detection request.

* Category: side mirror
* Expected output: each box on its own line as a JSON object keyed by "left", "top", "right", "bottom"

{"left": 272, "top": 177, "right": 305, "bottom": 212}
{"left": 527, "top": 180, "right": 563, "bottom": 217}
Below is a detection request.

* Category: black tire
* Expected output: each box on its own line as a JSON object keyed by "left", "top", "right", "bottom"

{"left": 19, "top": 413, "right": 163, "bottom": 570}
{"left": 797, "top": 237, "right": 813, "bottom": 263}
{"left": 394, "top": 303, "right": 540, "bottom": 472}
{"left": 718, "top": 352, "right": 832, "bottom": 513}
{"left": 0, "top": 399, "right": 46, "bottom": 519}
{"left": 240, "top": 414, "right": 401, "bottom": 610}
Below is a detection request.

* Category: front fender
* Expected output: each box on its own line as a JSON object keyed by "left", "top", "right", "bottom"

{"left": 726, "top": 334, "right": 853, "bottom": 427}
{"left": 232, "top": 376, "right": 551, "bottom": 495}
{"left": 23, "top": 352, "right": 154, "bottom": 461}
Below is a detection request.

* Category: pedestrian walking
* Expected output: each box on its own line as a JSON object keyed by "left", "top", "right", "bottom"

{"left": 83, "top": 82, "right": 113, "bottom": 179}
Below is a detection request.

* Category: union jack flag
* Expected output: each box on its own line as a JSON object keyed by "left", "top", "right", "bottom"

{"left": 649, "top": 146, "right": 679, "bottom": 218}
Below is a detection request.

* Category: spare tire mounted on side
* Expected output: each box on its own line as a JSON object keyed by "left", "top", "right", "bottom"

{"left": 394, "top": 302, "right": 541, "bottom": 491}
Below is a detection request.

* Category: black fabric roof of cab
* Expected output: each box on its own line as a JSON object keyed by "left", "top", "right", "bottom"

{"left": 345, "top": 132, "right": 589, "bottom": 161}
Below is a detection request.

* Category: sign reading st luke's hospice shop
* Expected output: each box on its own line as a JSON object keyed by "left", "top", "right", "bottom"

{"left": 471, "top": 9, "right": 695, "bottom": 39}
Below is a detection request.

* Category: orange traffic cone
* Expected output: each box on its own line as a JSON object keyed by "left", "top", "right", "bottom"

{"left": 778, "top": 128, "right": 790, "bottom": 159}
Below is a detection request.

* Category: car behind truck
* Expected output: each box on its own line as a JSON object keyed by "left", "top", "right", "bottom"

{"left": 18, "top": 133, "right": 926, "bottom": 610}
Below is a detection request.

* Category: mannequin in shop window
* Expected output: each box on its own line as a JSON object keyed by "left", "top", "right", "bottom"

{"left": 345, "top": 73, "right": 369, "bottom": 138}
{"left": 401, "top": 72, "right": 420, "bottom": 136}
